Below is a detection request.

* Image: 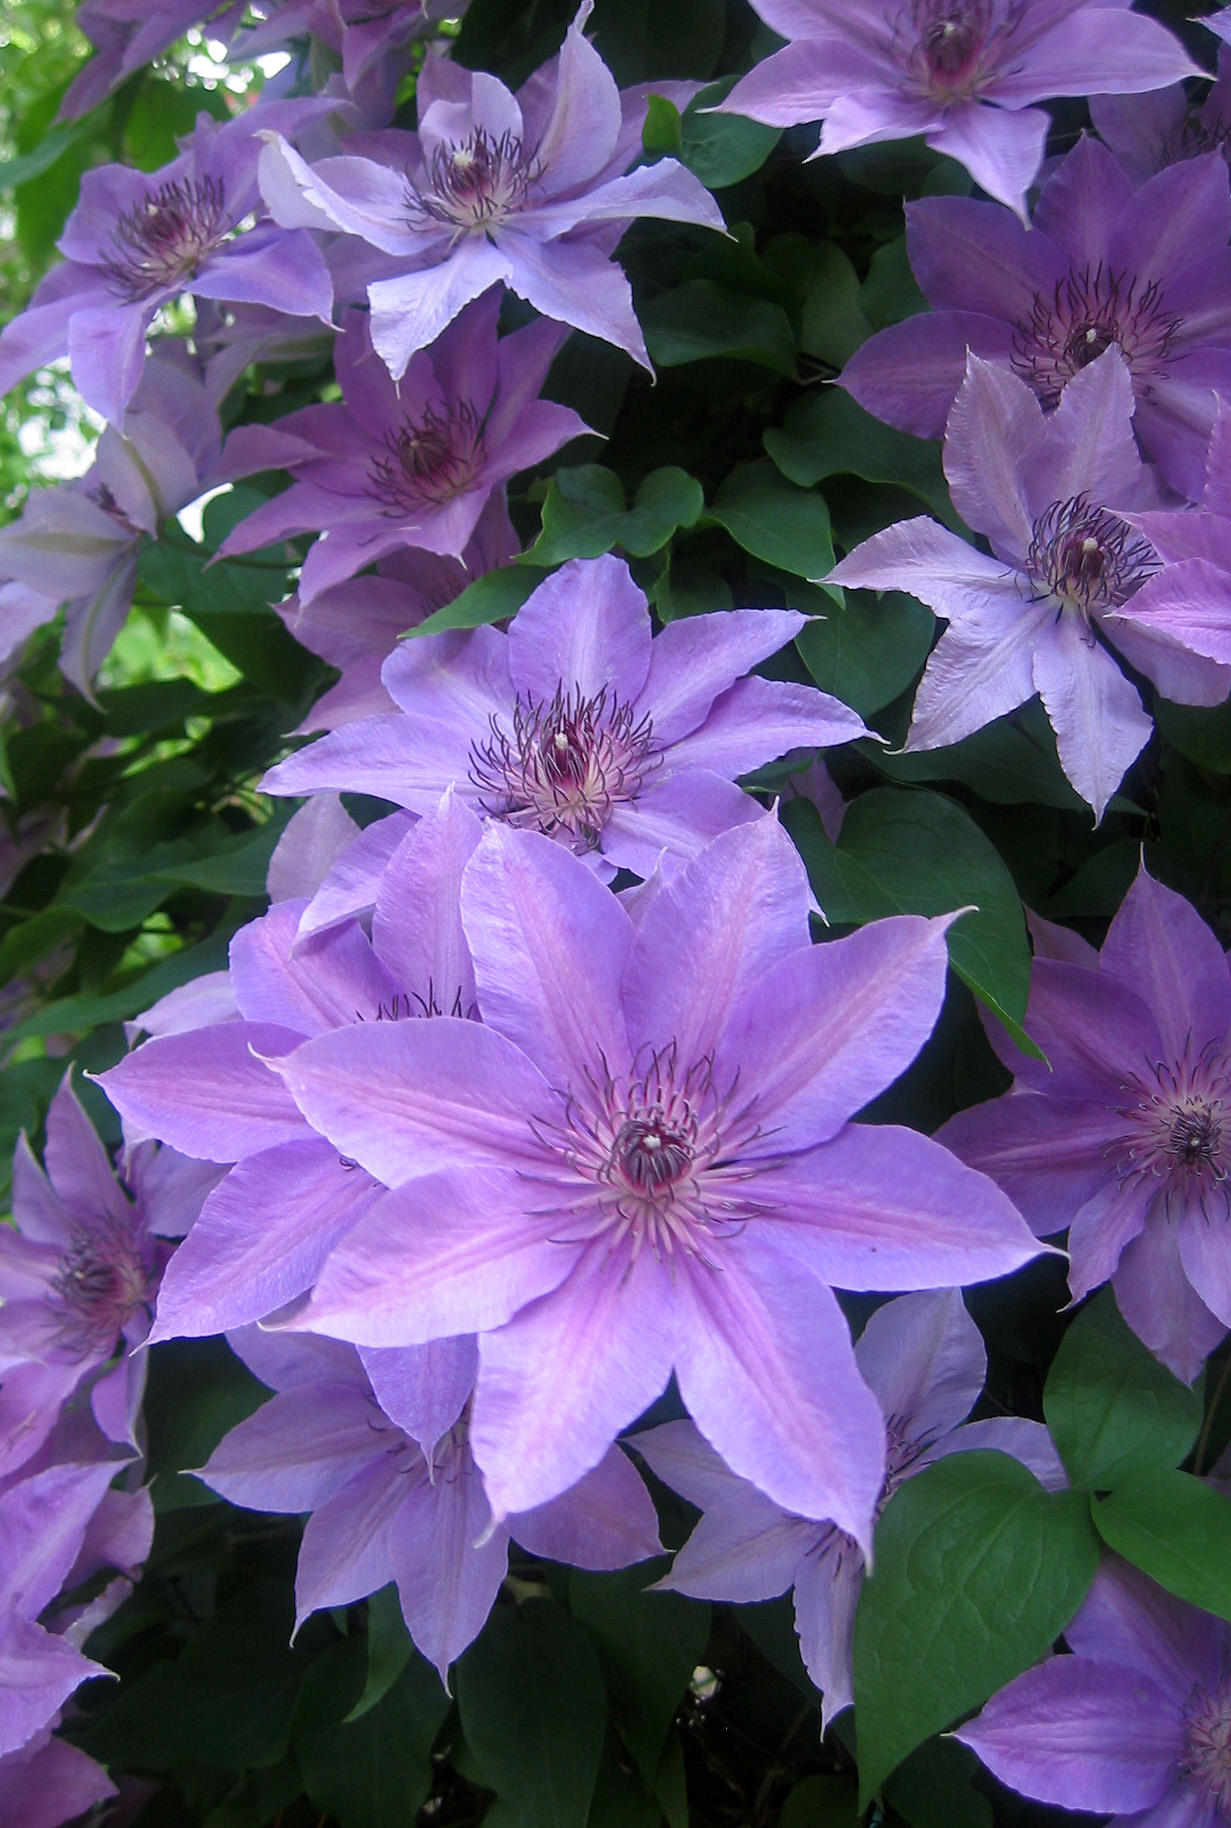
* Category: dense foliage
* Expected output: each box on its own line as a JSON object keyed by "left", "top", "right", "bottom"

{"left": 3, "top": 1, "right": 1231, "bottom": 1825}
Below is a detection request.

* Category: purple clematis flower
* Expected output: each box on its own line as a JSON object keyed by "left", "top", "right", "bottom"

{"left": 200, "top": 1326, "right": 661, "bottom": 1680}
{"left": 636, "top": 1288, "right": 1064, "bottom": 1726}
{"left": 56, "top": 0, "right": 244, "bottom": 122}
{"left": 840, "top": 135, "right": 1231, "bottom": 499}
{"left": 0, "top": 1456, "right": 151, "bottom": 1757}
{"left": 261, "top": 812, "right": 1043, "bottom": 1543}
{"left": 282, "top": 495, "right": 519, "bottom": 733}
{"left": 940, "top": 861, "right": 1231, "bottom": 1383}
{"left": 1092, "top": 32, "right": 1231, "bottom": 183}
{"left": 255, "top": 1, "right": 725, "bottom": 376}
{"left": 0, "top": 103, "right": 334, "bottom": 425}
{"left": 0, "top": 347, "right": 228, "bottom": 691}
{"left": 830, "top": 348, "right": 1231, "bottom": 820}
{"left": 0, "top": 1729, "right": 118, "bottom": 1828}
{"left": 217, "top": 294, "right": 581, "bottom": 603}
{"left": 232, "top": 0, "right": 468, "bottom": 125}
{"left": 1116, "top": 395, "right": 1231, "bottom": 662}
{"left": 956, "top": 1556, "right": 1231, "bottom": 1827}
{"left": 262, "top": 553, "right": 868, "bottom": 880}
{"left": 0, "top": 1079, "right": 201, "bottom": 1481}
{"left": 99, "top": 792, "right": 483, "bottom": 1342}
{"left": 719, "top": 0, "right": 1199, "bottom": 218}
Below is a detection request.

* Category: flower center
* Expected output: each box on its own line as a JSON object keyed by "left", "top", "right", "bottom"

{"left": 368, "top": 401, "right": 486, "bottom": 513}
{"left": 408, "top": 128, "right": 540, "bottom": 237}
{"left": 47, "top": 1214, "right": 153, "bottom": 1359}
{"left": 104, "top": 176, "right": 230, "bottom": 303}
{"left": 1115, "top": 1044, "right": 1231, "bottom": 1217}
{"left": 529, "top": 1042, "right": 770, "bottom": 1268}
{"left": 912, "top": 0, "right": 988, "bottom": 90}
{"left": 468, "top": 685, "right": 661, "bottom": 852}
{"left": 1025, "top": 495, "right": 1158, "bottom": 622}
{"left": 1012, "top": 265, "right": 1181, "bottom": 408}
{"left": 1158, "top": 115, "right": 1231, "bottom": 171}
{"left": 1183, "top": 1679, "right": 1231, "bottom": 1815}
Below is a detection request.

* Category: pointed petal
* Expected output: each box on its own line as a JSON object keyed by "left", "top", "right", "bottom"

{"left": 1032, "top": 618, "right": 1152, "bottom": 822}
{"left": 513, "top": 1445, "right": 663, "bottom": 1570}
{"left": 359, "top": 1337, "right": 477, "bottom": 1448}
{"left": 389, "top": 1464, "right": 508, "bottom": 1679}
{"left": 199, "top": 1381, "right": 382, "bottom": 1512}
{"left": 1101, "top": 864, "right": 1231, "bottom": 1061}
{"left": 230, "top": 902, "right": 402, "bottom": 1036}
{"left": 793, "top": 1544, "right": 861, "bottom": 1728}
{"left": 663, "top": 676, "right": 866, "bottom": 778}
{"left": 97, "top": 1023, "right": 309, "bottom": 1161}
{"left": 637, "top": 607, "right": 806, "bottom": 746}
{"left": 371, "top": 792, "right": 482, "bottom": 1016}
{"left": 508, "top": 554, "right": 652, "bottom": 706}
{"left": 854, "top": 1288, "right": 985, "bottom": 1442}
{"left": 1114, "top": 1220, "right": 1227, "bottom": 1384}
{"left": 940, "top": 1093, "right": 1127, "bottom": 1240}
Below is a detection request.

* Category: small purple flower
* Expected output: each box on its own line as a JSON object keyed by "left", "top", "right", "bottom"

{"left": 1093, "top": 34, "right": 1231, "bottom": 184}
{"left": 841, "top": 135, "right": 1231, "bottom": 499}
{"left": 217, "top": 295, "right": 581, "bottom": 603}
{"left": 636, "top": 1289, "right": 1064, "bottom": 1726}
{"left": 941, "top": 861, "right": 1231, "bottom": 1383}
{"left": 261, "top": 813, "right": 1042, "bottom": 1541}
{"left": 200, "top": 1327, "right": 661, "bottom": 1680}
{"left": 256, "top": 2, "right": 725, "bottom": 376}
{"left": 0, "top": 103, "right": 334, "bottom": 425}
{"left": 830, "top": 348, "right": 1231, "bottom": 820}
{"left": 0, "top": 348, "right": 228, "bottom": 691}
{"left": 262, "top": 553, "right": 868, "bottom": 880}
{"left": 0, "top": 1080, "right": 191, "bottom": 1479}
{"left": 957, "top": 1556, "right": 1231, "bottom": 1827}
{"left": 99, "top": 792, "right": 483, "bottom": 1342}
{"left": 719, "top": 0, "right": 1199, "bottom": 217}
{"left": 282, "top": 496, "right": 519, "bottom": 734}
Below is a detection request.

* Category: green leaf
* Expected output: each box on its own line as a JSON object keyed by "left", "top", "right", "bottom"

{"left": 345, "top": 1587, "right": 415, "bottom": 1722}
{"left": 781, "top": 787, "right": 1033, "bottom": 1030}
{"left": 642, "top": 93, "right": 683, "bottom": 156}
{"left": 642, "top": 280, "right": 797, "bottom": 376}
{"left": 150, "top": 816, "right": 291, "bottom": 897}
{"left": 868, "top": 703, "right": 1089, "bottom": 812}
{"left": 410, "top": 563, "right": 546, "bottom": 638}
{"left": 143, "top": 1336, "right": 270, "bottom": 1508}
{"left": 765, "top": 389, "right": 954, "bottom": 527}
{"left": 882, "top": 1736, "right": 993, "bottom": 1828}
{"left": 798, "top": 243, "right": 872, "bottom": 369}
{"left": 852, "top": 1451, "right": 1100, "bottom": 1806}
{"left": 679, "top": 79, "right": 781, "bottom": 187}
{"left": 456, "top": 1600, "right": 607, "bottom": 1828}
{"left": 585, "top": 1743, "right": 663, "bottom": 1828}
{"left": 1093, "top": 1470, "right": 1231, "bottom": 1621}
{"left": 2, "top": 102, "right": 104, "bottom": 189}
{"left": 1156, "top": 695, "right": 1231, "bottom": 773}
{"left": 1043, "top": 1289, "right": 1204, "bottom": 1491}
{"left": 528, "top": 465, "right": 704, "bottom": 565}
{"left": 139, "top": 486, "right": 294, "bottom": 619}
{"left": 569, "top": 1565, "right": 710, "bottom": 1785}
{"left": 706, "top": 460, "right": 834, "bottom": 581}
{"left": 295, "top": 1638, "right": 446, "bottom": 1828}
{"left": 779, "top": 1776, "right": 861, "bottom": 1827}
{"left": 796, "top": 586, "right": 933, "bottom": 718}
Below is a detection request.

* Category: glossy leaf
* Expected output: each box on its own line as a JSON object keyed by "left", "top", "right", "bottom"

{"left": 1093, "top": 1471, "right": 1231, "bottom": 1622}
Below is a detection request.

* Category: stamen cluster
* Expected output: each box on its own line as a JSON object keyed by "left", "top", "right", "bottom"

{"left": 1025, "top": 495, "right": 1159, "bottom": 621}
{"left": 469, "top": 685, "right": 661, "bottom": 850}
{"left": 368, "top": 401, "right": 486, "bottom": 512}
{"left": 1012, "top": 265, "right": 1181, "bottom": 407}
{"left": 47, "top": 1211, "right": 154, "bottom": 1359}
{"left": 1114, "top": 1042, "right": 1231, "bottom": 1217}
{"left": 1182, "top": 1677, "right": 1231, "bottom": 1814}
{"left": 407, "top": 129, "right": 541, "bottom": 236}
{"left": 904, "top": 0, "right": 1009, "bottom": 97}
{"left": 103, "top": 176, "right": 230, "bottom": 302}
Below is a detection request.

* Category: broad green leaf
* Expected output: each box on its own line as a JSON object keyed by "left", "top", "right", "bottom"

{"left": 652, "top": 1734, "right": 689, "bottom": 1828}
{"left": 869, "top": 703, "right": 1089, "bottom": 812}
{"left": 706, "top": 460, "right": 834, "bottom": 581}
{"left": 765, "top": 389, "right": 954, "bottom": 527}
{"left": 296, "top": 1638, "right": 445, "bottom": 1828}
{"left": 586, "top": 1744, "right": 662, "bottom": 1828}
{"left": 456, "top": 1600, "right": 606, "bottom": 1828}
{"left": 2, "top": 99, "right": 104, "bottom": 189}
{"left": 408, "top": 563, "right": 544, "bottom": 638}
{"left": 143, "top": 1336, "right": 270, "bottom": 1508}
{"left": 779, "top": 1777, "right": 861, "bottom": 1827}
{"left": 569, "top": 1565, "right": 710, "bottom": 1785}
{"left": 1044, "top": 1289, "right": 1204, "bottom": 1490}
{"left": 796, "top": 586, "right": 933, "bottom": 718}
{"left": 1093, "top": 1470, "right": 1231, "bottom": 1621}
{"left": 201, "top": 1757, "right": 303, "bottom": 1828}
{"left": 860, "top": 235, "right": 928, "bottom": 329}
{"left": 781, "top": 787, "right": 1033, "bottom": 1031}
{"left": 1157, "top": 696, "right": 1231, "bottom": 773}
{"left": 150, "top": 816, "right": 292, "bottom": 897}
{"left": 528, "top": 465, "right": 704, "bottom": 565}
{"left": 798, "top": 243, "right": 872, "bottom": 369}
{"left": 642, "top": 93, "right": 683, "bottom": 156}
{"left": 346, "top": 1586, "right": 415, "bottom": 1721}
{"left": 679, "top": 79, "right": 781, "bottom": 187}
{"left": 643, "top": 280, "right": 797, "bottom": 376}
{"left": 853, "top": 1451, "right": 1100, "bottom": 1806}
{"left": 882, "top": 1736, "right": 994, "bottom": 1828}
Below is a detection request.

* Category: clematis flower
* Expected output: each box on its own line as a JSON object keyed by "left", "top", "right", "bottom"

{"left": 282, "top": 495, "right": 519, "bottom": 734}
{"left": 200, "top": 1327, "right": 661, "bottom": 1680}
{"left": 262, "top": 553, "right": 868, "bottom": 880}
{"left": 0, "top": 347, "right": 228, "bottom": 691}
{"left": 261, "top": 813, "right": 1043, "bottom": 1543}
{"left": 840, "top": 136, "right": 1231, "bottom": 499}
{"left": 940, "top": 861, "right": 1231, "bottom": 1383}
{"left": 718, "top": 0, "right": 1198, "bottom": 218}
{"left": 0, "top": 1730, "right": 118, "bottom": 1828}
{"left": 231, "top": 0, "right": 468, "bottom": 124}
{"left": 216, "top": 295, "right": 580, "bottom": 603}
{"left": 99, "top": 793, "right": 483, "bottom": 1341}
{"left": 56, "top": 0, "right": 244, "bottom": 122}
{"left": 636, "top": 1289, "right": 1064, "bottom": 1726}
{"left": 0, "top": 1457, "right": 151, "bottom": 1757}
{"left": 255, "top": 1, "right": 725, "bottom": 377}
{"left": 830, "top": 348, "right": 1231, "bottom": 819}
{"left": 0, "top": 104, "right": 334, "bottom": 425}
{"left": 0, "top": 1079, "right": 208, "bottom": 1480}
{"left": 1092, "top": 32, "right": 1231, "bottom": 183}
{"left": 956, "top": 1557, "right": 1231, "bottom": 1826}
